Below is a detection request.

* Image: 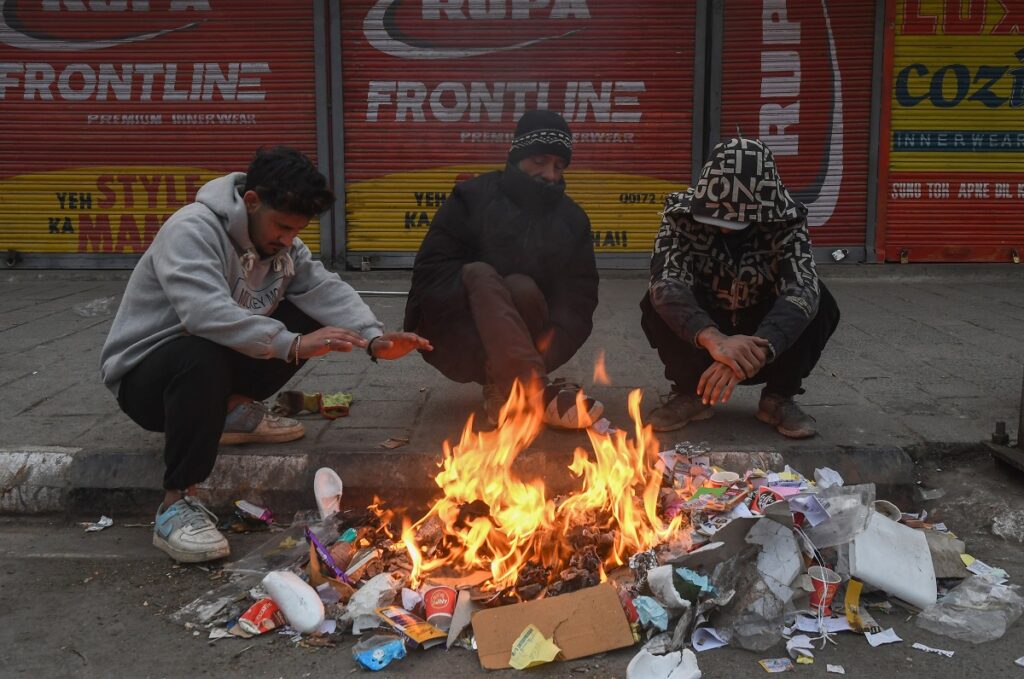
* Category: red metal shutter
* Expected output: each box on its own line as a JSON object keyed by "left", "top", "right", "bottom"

{"left": 339, "top": 0, "right": 697, "bottom": 267}
{"left": 719, "top": 0, "right": 876, "bottom": 254}
{"left": 879, "top": 0, "right": 1024, "bottom": 262}
{"left": 0, "top": 2, "right": 321, "bottom": 267}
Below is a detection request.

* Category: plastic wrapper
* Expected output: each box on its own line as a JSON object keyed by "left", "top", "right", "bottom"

{"left": 916, "top": 575, "right": 1024, "bottom": 643}
{"left": 352, "top": 634, "right": 407, "bottom": 671}
{"left": 340, "top": 572, "right": 402, "bottom": 634}
{"left": 710, "top": 546, "right": 786, "bottom": 651}
{"left": 802, "top": 483, "right": 875, "bottom": 549}
{"left": 224, "top": 513, "right": 339, "bottom": 576}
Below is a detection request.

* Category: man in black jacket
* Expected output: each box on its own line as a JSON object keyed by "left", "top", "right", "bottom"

{"left": 641, "top": 137, "right": 840, "bottom": 438}
{"left": 404, "top": 110, "right": 602, "bottom": 429}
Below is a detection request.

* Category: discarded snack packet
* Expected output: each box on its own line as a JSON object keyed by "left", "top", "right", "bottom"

{"left": 759, "top": 658, "right": 795, "bottom": 673}
{"left": 235, "top": 500, "right": 274, "bottom": 524}
{"left": 750, "top": 487, "right": 786, "bottom": 514}
{"left": 352, "top": 634, "right": 407, "bottom": 671}
{"left": 305, "top": 527, "right": 353, "bottom": 585}
{"left": 319, "top": 391, "right": 353, "bottom": 419}
{"left": 238, "top": 598, "right": 286, "bottom": 635}
{"left": 707, "top": 485, "right": 750, "bottom": 512}
{"left": 375, "top": 606, "right": 447, "bottom": 649}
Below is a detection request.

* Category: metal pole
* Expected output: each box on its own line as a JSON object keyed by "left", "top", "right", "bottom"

{"left": 1018, "top": 367, "right": 1024, "bottom": 450}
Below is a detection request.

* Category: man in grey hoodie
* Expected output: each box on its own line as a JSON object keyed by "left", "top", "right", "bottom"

{"left": 100, "top": 147, "right": 430, "bottom": 563}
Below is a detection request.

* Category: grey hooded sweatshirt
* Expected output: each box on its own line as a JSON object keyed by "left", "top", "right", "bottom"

{"left": 100, "top": 172, "right": 383, "bottom": 394}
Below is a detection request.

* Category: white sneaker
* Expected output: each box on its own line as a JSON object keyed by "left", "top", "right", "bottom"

{"left": 220, "top": 401, "right": 305, "bottom": 445}
{"left": 153, "top": 497, "right": 230, "bottom": 563}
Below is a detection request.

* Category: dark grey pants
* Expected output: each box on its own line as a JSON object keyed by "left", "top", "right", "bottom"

{"left": 418, "top": 262, "right": 555, "bottom": 392}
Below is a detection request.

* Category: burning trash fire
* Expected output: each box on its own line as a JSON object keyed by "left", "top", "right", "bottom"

{"left": 380, "top": 381, "right": 687, "bottom": 594}
{"left": 179, "top": 371, "right": 1008, "bottom": 676}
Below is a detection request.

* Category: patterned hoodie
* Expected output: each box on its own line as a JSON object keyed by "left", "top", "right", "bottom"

{"left": 648, "top": 138, "right": 820, "bottom": 358}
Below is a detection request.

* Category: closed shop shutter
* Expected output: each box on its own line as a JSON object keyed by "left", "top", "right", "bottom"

{"left": 880, "top": 0, "right": 1024, "bottom": 262}
{"left": 338, "top": 0, "right": 698, "bottom": 267}
{"left": 0, "top": 2, "right": 322, "bottom": 268}
{"left": 718, "top": 0, "right": 877, "bottom": 255}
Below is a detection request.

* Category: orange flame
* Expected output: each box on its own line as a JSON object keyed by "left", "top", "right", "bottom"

{"left": 592, "top": 350, "right": 611, "bottom": 385}
{"left": 396, "top": 381, "right": 685, "bottom": 590}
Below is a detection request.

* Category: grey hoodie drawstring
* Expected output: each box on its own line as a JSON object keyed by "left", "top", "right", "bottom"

{"left": 239, "top": 249, "right": 294, "bottom": 277}
{"left": 240, "top": 250, "right": 257, "bottom": 274}
{"left": 272, "top": 251, "right": 295, "bottom": 277}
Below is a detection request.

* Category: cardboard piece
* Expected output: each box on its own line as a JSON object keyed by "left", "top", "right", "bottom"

{"left": 425, "top": 570, "right": 492, "bottom": 589}
{"left": 472, "top": 584, "right": 634, "bottom": 670}
{"left": 446, "top": 589, "right": 480, "bottom": 649}
{"left": 849, "top": 512, "right": 937, "bottom": 610}
{"left": 306, "top": 543, "right": 355, "bottom": 603}
{"left": 924, "top": 531, "right": 970, "bottom": 579}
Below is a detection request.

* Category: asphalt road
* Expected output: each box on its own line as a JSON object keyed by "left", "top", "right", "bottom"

{"left": 3, "top": 448, "right": 1024, "bottom": 678}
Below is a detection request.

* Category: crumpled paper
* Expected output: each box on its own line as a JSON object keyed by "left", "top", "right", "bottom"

{"left": 509, "top": 625, "right": 560, "bottom": 670}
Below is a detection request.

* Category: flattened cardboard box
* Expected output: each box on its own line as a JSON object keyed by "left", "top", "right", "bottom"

{"left": 471, "top": 583, "right": 634, "bottom": 670}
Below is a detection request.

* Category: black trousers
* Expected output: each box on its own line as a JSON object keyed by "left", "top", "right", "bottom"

{"left": 117, "top": 301, "right": 321, "bottom": 491}
{"left": 640, "top": 283, "right": 840, "bottom": 398}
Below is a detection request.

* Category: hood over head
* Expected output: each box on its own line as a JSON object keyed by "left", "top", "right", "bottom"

{"left": 690, "top": 137, "right": 805, "bottom": 229}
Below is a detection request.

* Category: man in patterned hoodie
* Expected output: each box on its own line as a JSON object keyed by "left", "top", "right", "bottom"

{"left": 641, "top": 137, "right": 840, "bottom": 438}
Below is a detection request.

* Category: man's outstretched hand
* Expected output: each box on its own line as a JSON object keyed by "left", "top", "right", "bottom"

{"left": 369, "top": 332, "right": 433, "bottom": 360}
{"left": 697, "top": 327, "right": 770, "bottom": 379}
{"left": 300, "top": 326, "right": 368, "bottom": 358}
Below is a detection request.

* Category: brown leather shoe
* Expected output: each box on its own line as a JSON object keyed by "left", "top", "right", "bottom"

{"left": 647, "top": 391, "right": 713, "bottom": 432}
{"left": 756, "top": 392, "right": 817, "bottom": 439}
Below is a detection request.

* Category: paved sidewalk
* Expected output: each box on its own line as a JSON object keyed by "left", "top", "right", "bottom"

{"left": 2, "top": 265, "right": 1023, "bottom": 515}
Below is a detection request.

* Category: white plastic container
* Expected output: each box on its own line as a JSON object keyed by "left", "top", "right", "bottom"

{"left": 314, "top": 467, "right": 344, "bottom": 520}
{"left": 262, "top": 570, "right": 325, "bottom": 634}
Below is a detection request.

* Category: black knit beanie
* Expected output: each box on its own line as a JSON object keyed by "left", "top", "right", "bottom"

{"left": 507, "top": 110, "right": 573, "bottom": 167}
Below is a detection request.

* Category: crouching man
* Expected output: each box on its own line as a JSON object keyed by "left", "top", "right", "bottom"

{"left": 101, "top": 147, "right": 430, "bottom": 563}
{"left": 641, "top": 137, "right": 840, "bottom": 438}
{"left": 405, "top": 110, "right": 601, "bottom": 429}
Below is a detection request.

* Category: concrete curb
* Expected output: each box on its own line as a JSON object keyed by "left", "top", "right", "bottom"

{"left": 0, "top": 443, "right": 918, "bottom": 518}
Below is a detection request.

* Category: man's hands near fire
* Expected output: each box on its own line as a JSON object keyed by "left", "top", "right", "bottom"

{"left": 369, "top": 332, "right": 433, "bottom": 360}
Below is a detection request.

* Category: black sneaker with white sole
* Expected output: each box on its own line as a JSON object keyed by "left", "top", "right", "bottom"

{"left": 541, "top": 379, "right": 604, "bottom": 429}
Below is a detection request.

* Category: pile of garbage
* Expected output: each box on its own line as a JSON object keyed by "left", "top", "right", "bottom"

{"left": 172, "top": 445, "right": 1024, "bottom": 674}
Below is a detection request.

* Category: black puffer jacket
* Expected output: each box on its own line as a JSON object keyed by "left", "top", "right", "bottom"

{"left": 404, "top": 164, "right": 598, "bottom": 372}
